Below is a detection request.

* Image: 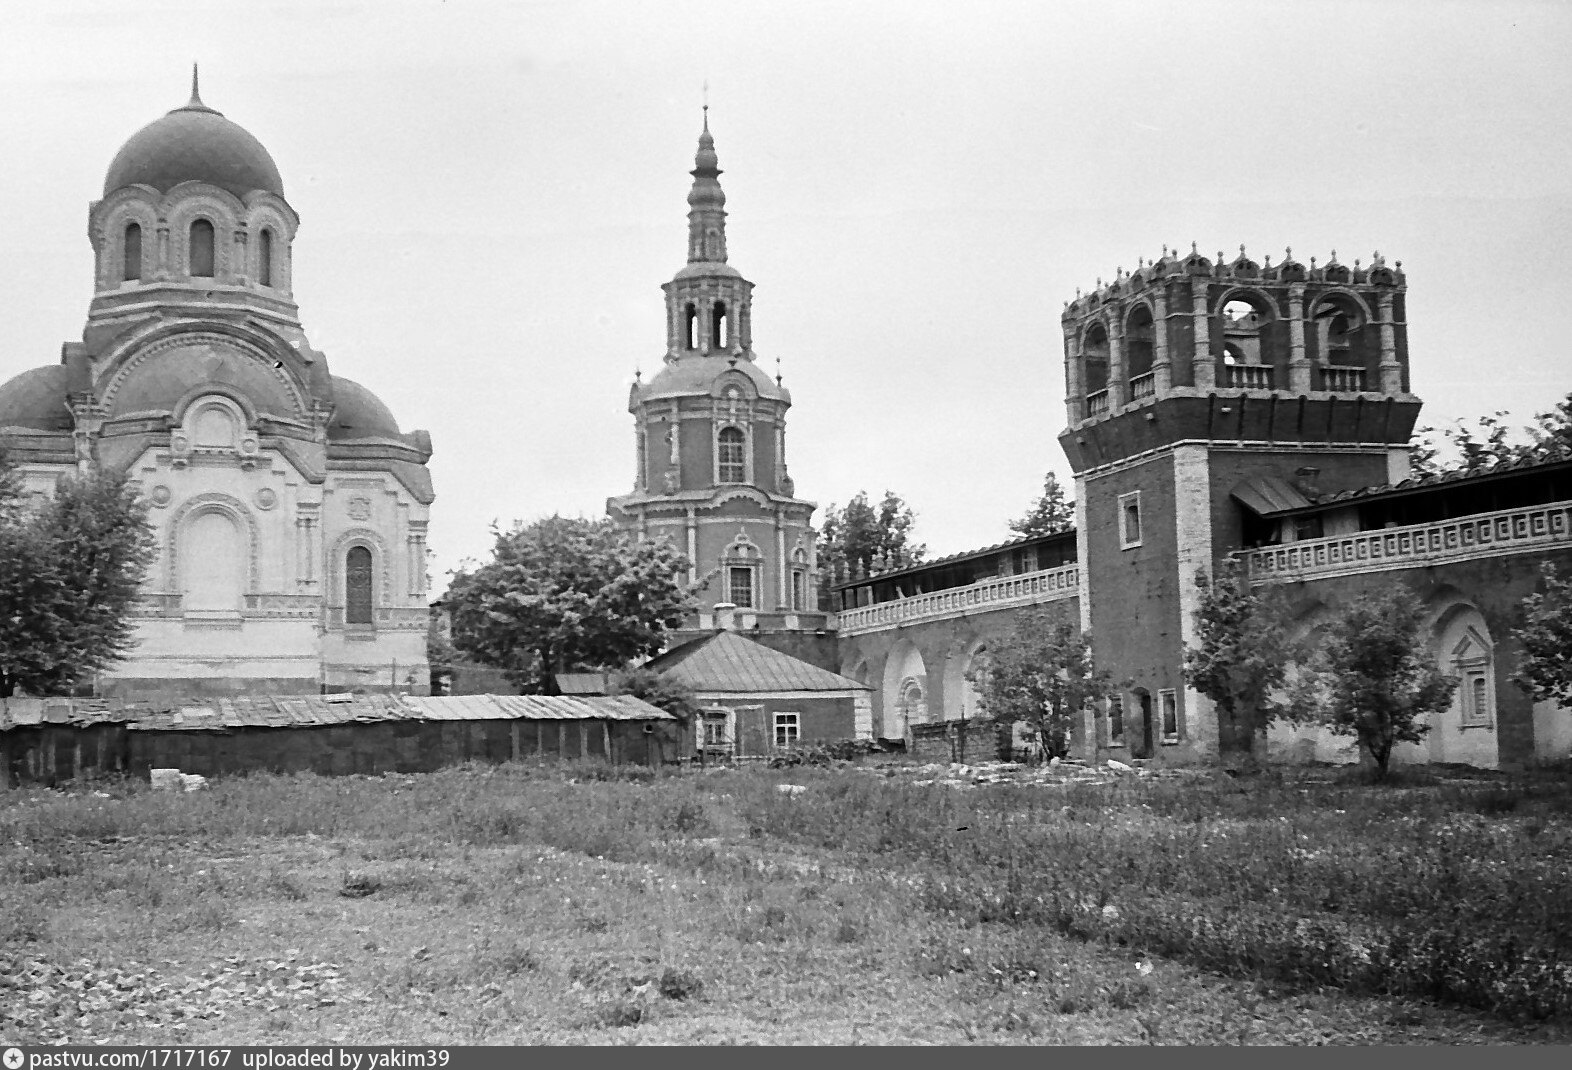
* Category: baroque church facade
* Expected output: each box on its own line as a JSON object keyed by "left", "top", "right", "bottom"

{"left": 0, "top": 73, "right": 434, "bottom": 698}
{"left": 607, "top": 115, "right": 834, "bottom": 667}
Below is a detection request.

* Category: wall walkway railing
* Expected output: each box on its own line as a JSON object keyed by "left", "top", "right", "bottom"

{"left": 836, "top": 563, "right": 1079, "bottom": 636}
{"left": 1241, "top": 500, "right": 1572, "bottom": 583}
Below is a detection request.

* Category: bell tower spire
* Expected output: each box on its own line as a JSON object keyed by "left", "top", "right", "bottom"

{"left": 687, "top": 106, "right": 728, "bottom": 264}
{"left": 662, "top": 110, "right": 753, "bottom": 361}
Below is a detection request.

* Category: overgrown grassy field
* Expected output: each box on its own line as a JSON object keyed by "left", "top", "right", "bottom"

{"left": 3, "top": 759, "right": 1571, "bottom": 1045}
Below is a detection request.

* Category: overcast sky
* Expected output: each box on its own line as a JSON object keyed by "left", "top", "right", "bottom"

{"left": 1, "top": 1, "right": 1568, "bottom": 592}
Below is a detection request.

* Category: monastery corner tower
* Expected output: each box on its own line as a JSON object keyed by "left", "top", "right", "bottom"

{"left": 1057, "top": 246, "right": 1420, "bottom": 759}
{"left": 608, "top": 113, "right": 832, "bottom": 662}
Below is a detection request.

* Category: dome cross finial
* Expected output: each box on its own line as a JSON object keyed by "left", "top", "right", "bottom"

{"left": 190, "top": 63, "right": 202, "bottom": 107}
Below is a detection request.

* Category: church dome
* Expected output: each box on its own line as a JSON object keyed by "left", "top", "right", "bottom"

{"left": 640, "top": 354, "right": 789, "bottom": 404}
{"left": 329, "top": 376, "right": 402, "bottom": 440}
{"left": 103, "top": 80, "right": 284, "bottom": 200}
{"left": 0, "top": 365, "right": 71, "bottom": 431}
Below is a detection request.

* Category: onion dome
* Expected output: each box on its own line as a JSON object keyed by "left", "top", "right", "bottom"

{"left": 102, "top": 67, "right": 284, "bottom": 200}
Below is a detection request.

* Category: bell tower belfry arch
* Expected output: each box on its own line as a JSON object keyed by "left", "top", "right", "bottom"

{"left": 608, "top": 111, "right": 829, "bottom": 647}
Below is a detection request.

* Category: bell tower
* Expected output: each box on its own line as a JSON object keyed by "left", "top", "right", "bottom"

{"left": 609, "top": 112, "right": 831, "bottom": 655}
{"left": 1057, "top": 245, "right": 1422, "bottom": 760}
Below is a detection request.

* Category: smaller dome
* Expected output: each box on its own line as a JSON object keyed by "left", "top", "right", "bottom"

{"left": 639, "top": 354, "right": 789, "bottom": 404}
{"left": 0, "top": 365, "right": 71, "bottom": 432}
{"left": 329, "top": 376, "right": 402, "bottom": 440}
{"left": 672, "top": 262, "right": 743, "bottom": 281}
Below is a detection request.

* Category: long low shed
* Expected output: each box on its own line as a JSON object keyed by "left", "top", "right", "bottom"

{"left": 0, "top": 693, "right": 677, "bottom": 787}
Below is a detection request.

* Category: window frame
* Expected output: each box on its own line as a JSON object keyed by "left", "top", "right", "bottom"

{"left": 344, "top": 544, "right": 376, "bottom": 626}
{"left": 1118, "top": 491, "right": 1143, "bottom": 550}
{"left": 189, "top": 218, "right": 216, "bottom": 278}
{"left": 727, "top": 565, "right": 756, "bottom": 609}
{"left": 773, "top": 712, "right": 801, "bottom": 751}
{"left": 1452, "top": 629, "right": 1494, "bottom": 729}
{"left": 1107, "top": 694, "right": 1125, "bottom": 747}
{"left": 716, "top": 424, "right": 748, "bottom": 484}
{"left": 1159, "top": 688, "right": 1180, "bottom": 744}
{"left": 123, "top": 222, "right": 143, "bottom": 281}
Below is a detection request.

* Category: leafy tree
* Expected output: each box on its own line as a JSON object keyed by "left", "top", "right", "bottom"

{"left": 609, "top": 666, "right": 702, "bottom": 725}
{"left": 1008, "top": 470, "right": 1075, "bottom": 538}
{"left": 967, "top": 607, "right": 1111, "bottom": 761}
{"left": 1410, "top": 391, "right": 1572, "bottom": 476}
{"left": 1318, "top": 585, "right": 1456, "bottom": 778}
{"left": 445, "top": 516, "right": 693, "bottom": 695}
{"left": 1512, "top": 562, "right": 1572, "bottom": 706}
{"left": 816, "top": 489, "right": 926, "bottom": 599}
{"left": 1183, "top": 560, "right": 1310, "bottom": 766}
{"left": 0, "top": 452, "right": 156, "bottom": 698}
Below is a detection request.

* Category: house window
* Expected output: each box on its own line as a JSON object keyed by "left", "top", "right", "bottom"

{"left": 790, "top": 548, "right": 809, "bottom": 610}
{"left": 259, "top": 228, "right": 274, "bottom": 287}
{"left": 1118, "top": 491, "right": 1142, "bottom": 549}
{"left": 345, "top": 545, "right": 374, "bottom": 625}
{"left": 717, "top": 426, "right": 746, "bottom": 483}
{"left": 728, "top": 566, "right": 755, "bottom": 608}
{"left": 774, "top": 712, "right": 800, "bottom": 750}
{"left": 189, "top": 218, "right": 215, "bottom": 277}
{"left": 123, "top": 222, "right": 142, "bottom": 281}
{"left": 702, "top": 711, "right": 732, "bottom": 750}
{"left": 1160, "top": 689, "right": 1179, "bottom": 743}
{"left": 1108, "top": 695, "right": 1125, "bottom": 746}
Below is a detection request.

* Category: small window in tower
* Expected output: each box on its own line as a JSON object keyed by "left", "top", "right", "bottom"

{"left": 259, "top": 228, "right": 274, "bottom": 287}
{"left": 1118, "top": 491, "right": 1142, "bottom": 549}
{"left": 1160, "top": 689, "right": 1179, "bottom": 743}
{"left": 189, "top": 218, "right": 215, "bottom": 277}
{"left": 728, "top": 566, "right": 755, "bottom": 608}
{"left": 684, "top": 304, "right": 698, "bottom": 350}
{"left": 713, "top": 302, "right": 728, "bottom": 350}
{"left": 717, "top": 426, "right": 746, "bottom": 483}
{"left": 345, "top": 545, "right": 374, "bottom": 626}
{"left": 123, "top": 222, "right": 142, "bottom": 281}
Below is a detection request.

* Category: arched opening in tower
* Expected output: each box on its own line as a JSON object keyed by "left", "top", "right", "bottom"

{"left": 712, "top": 301, "right": 728, "bottom": 350}
{"left": 123, "top": 223, "right": 142, "bottom": 281}
{"left": 684, "top": 304, "right": 698, "bottom": 350}
{"left": 189, "top": 219, "right": 215, "bottom": 278}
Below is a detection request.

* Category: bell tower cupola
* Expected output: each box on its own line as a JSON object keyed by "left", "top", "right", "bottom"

{"left": 663, "top": 109, "right": 754, "bottom": 359}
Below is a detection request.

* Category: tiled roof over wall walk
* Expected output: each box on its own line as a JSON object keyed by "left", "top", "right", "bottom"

{"left": 642, "top": 630, "right": 870, "bottom": 693}
{"left": 0, "top": 693, "right": 671, "bottom": 732}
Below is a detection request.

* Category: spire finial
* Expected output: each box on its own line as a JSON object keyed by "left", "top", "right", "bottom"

{"left": 189, "top": 63, "right": 202, "bottom": 106}
{"left": 775, "top": 356, "right": 783, "bottom": 387}
{"left": 702, "top": 80, "right": 709, "bottom": 131}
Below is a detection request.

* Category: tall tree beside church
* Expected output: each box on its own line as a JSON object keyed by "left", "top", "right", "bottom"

{"left": 816, "top": 490, "right": 926, "bottom": 601}
{"left": 1008, "top": 471, "right": 1075, "bottom": 538}
{"left": 1512, "top": 563, "right": 1572, "bottom": 707}
{"left": 445, "top": 516, "right": 693, "bottom": 695}
{"left": 0, "top": 450, "right": 156, "bottom": 698}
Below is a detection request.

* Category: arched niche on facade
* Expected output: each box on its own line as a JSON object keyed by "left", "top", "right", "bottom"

{"left": 882, "top": 639, "right": 928, "bottom": 736}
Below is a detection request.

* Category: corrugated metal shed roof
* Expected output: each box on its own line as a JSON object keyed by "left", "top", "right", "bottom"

{"left": 642, "top": 630, "right": 870, "bottom": 694}
{"left": 399, "top": 694, "right": 669, "bottom": 722}
{"left": 0, "top": 693, "right": 671, "bottom": 732}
